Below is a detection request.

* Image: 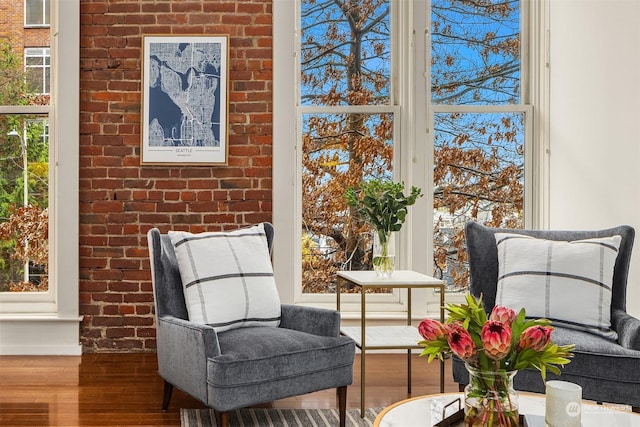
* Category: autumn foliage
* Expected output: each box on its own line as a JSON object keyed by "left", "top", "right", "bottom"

{"left": 0, "top": 204, "right": 48, "bottom": 291}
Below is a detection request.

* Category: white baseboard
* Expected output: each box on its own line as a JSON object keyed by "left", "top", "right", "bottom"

{"left": 0, "top": 315, "right": 82, "bottom": 355}
{"left": 0, "top": 343, "right": 82, "bottom": 355}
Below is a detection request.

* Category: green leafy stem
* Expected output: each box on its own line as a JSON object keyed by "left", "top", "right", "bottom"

{"left": 344, "top": 179, "right": 423, "bottom": 235}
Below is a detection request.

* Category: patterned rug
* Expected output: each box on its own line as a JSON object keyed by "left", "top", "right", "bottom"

{"left": 180, "top": 407, "right": 381, "bottom": 427}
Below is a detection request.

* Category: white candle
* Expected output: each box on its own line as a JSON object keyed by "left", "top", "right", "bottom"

{"left": 545, "top": 380, "right": 582, "bottom": 427}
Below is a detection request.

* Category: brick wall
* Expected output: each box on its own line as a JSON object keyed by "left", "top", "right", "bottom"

{"left": 79, "top": 0, "right": 273, "bottom": 352}
{"left": 0, "top": 0, "right": 50, "bottom": 62}
{"left": 0, "top": 0, "right": 27, "bottom": 42}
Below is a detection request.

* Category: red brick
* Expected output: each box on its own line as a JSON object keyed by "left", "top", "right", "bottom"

{"left": 127, "top": 316, "right": 154, "bottom": 327}
{"left": 136, "top": 327, "right": 157, "bottom": 338}
{"left": 141, "top": 3, "right": 171, "bottom": 13}
{"left": 109, "top": 3, "right": 141, "bottom": 13}
{"left": 144, "top": 339, "right": 158, "bottom": 349}
{"left": 106, "top": 327, "right": 136, "bottom": 338}
{"left": 123, "top": 293, "right": 154, "bottom": 303}
{"left": 188, "top": 179, "right": 220, "bottom": 189}
{"left": 110, "top": 259, "right": 142, "bottom": 271}
{"left": 172, "top": 2, "right": 203, "bottom": 12}
{"left": 203, "top": 2, "right": 235, "bottom": 13}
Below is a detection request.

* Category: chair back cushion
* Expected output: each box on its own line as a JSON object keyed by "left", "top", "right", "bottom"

{"left": 169, "top": 223, "right": 281, "bottom": 332}
{"left": 465, "top": 222, "right": 635, "bottom": 315}
{"left": 494, "top": 232, "right": 621, "bottom": 338}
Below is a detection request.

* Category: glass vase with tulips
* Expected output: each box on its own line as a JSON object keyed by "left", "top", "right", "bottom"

{"left": 418, "top": 294, "right": 575, "bottom": 427}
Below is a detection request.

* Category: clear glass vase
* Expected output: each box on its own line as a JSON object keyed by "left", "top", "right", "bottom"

{"left": 464, "top": 364, "right": 519, "bottom": 427}
{"left": 372, "top": 230, "right": 395, "bottom": 278}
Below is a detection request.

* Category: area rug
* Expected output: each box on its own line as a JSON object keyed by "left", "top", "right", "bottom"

{"left": 180, "top": 407, "right": 382, "bottom": 427}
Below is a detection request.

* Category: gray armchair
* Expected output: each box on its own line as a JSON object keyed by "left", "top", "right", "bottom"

{"left": 147, "top": 223, "right": 355, "bottom": 427}
{"left": 452, "top": 222, "right": 640, "bottom": 411}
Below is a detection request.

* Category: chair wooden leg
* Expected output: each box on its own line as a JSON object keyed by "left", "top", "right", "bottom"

{"left": 633, "top": 406, "right": 640, "bottom": 413}
{"left": 216, "top": 411, "right": 230, "bottom": 427}
{"left": 337, "top": 385, "right": 347, "bottom": 427}
{"left": 458, "top": 383, "right": 465, "bottom": 392}
{"left": 161, "top": 380, "right": 173, "bottom": 412}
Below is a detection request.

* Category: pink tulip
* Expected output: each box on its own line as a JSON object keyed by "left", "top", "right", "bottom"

{"left": 447, "top": 323, "right": 476, "bottom": 360}
{"left": 481, "top": 320, "right": 512, "bottom": 360}
{"left": 489, "top": 306, "right": 517, "bottom": 326}
{"left": 418, "top": 318, "right": 447, "bottom": 341}
{"left": 519, "top": 325, "right": 553, "bottom": 351}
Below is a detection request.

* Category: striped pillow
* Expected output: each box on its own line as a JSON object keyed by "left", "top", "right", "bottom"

{"left": 169, "top": 223, "right": 281, "bottom": 332}
{"left": 495, "top": 233, "right": 621, "bottom": 339}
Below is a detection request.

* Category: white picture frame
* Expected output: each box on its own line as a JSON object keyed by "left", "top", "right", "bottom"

{"left": 141, "top": 35, "right": 229, "bottom": 165}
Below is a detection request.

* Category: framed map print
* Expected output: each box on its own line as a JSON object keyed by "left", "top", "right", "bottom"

{"left": 141, "top": 35, "right": 229, "bottom": 165}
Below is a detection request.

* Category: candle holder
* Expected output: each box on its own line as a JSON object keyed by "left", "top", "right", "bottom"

{"left": 545, "top": 380, "right": 582, "bottom": 427}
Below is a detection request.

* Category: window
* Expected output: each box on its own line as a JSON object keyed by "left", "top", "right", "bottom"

{"left": 25, "top": 0, "right": 50, "bottom": 27}
{"left": 0, "top": 0, "right": 80, "bottom": 355}
{"left": 298, "top": 1, "right": 400, "bottom": 300}
{"left": 429, "top": 0, "right": 532, "bottom": 291}
{"left": 25, "top": 48, "right": 50, "bottom": 94}
{"left": 0, "top": 37, "right": 50, "bottom": 296}
{"left": 1, "top": 116, "right": 49, "bottom": 293}
{"left": 274, "top": 0, "right": 542, "bottom": 315}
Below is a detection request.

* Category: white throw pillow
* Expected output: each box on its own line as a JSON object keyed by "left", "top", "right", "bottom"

{"left": 495, "top": 233, "right": 621, "bottom": 339}
{"left": 169, "top": 223, "right": 281, "bottom": 332}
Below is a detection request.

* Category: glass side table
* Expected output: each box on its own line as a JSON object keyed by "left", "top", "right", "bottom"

{"left": 336, "top": 270, "right": 445, "bottom": 417}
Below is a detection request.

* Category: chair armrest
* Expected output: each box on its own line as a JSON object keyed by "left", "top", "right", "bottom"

{"left": 612, "top": 308, "right": 640, "bottom": 351}
{"left": 279, "top": 304, "right": 341, "bottom": 337}
{"left": 156, "top": 316, "right": 221, "bottom": 404}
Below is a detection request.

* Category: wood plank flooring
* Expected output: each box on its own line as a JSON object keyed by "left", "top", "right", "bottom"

{"left": 0, "top": 353, "right": 457, "bottom": 426}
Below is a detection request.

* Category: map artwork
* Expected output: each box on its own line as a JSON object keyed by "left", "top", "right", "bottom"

{"left": 142, "top": 36, "right": 228, "bottom": 164}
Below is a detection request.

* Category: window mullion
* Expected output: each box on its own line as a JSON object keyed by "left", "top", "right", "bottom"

{"left": 430, "top": 105, "right": 531, "bottom": 113}
{"left": 298, "top": 105, "right": 398, "bottom": 115}
{"left": 0, "top": 106, "right": 51, "bottom": 114}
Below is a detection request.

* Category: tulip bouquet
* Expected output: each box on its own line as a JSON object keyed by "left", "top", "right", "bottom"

{"left": 418, "top": 294, "right": 574, "bottom": 427}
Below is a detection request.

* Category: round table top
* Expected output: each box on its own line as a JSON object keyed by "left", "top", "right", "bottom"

{"left": 374, "top": 392, "right": 640, "bottom": 427}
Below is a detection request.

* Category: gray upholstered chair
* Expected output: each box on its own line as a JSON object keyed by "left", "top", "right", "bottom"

{"left": 147, "top": 223, "right": 355, "bottom": 427}
{"left": 452, "top": 222, "right": 640, "bottom": 411}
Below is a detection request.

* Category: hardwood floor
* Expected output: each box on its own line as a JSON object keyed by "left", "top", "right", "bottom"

{"left": 0, "top": 353, "right": 457, "bottom": 426}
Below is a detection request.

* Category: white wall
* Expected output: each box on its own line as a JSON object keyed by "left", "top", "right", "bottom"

{"left": 549, "top": 0, "right": 640, "bottom": 316}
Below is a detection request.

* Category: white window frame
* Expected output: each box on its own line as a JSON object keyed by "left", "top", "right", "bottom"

{"left": 0, "top": 0, "right": 80, "bottom": 355}
{"left": 274, "top": 0, "right": 547, "bottom": 319}
{"left": 275, "top": 0, "right": 429, "bottom": 317}
{"left": 24, "top": 47, "right": 51, "bottom": 95}
{"left": 294, "top": 1, "right": 406, "bottom": 313}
